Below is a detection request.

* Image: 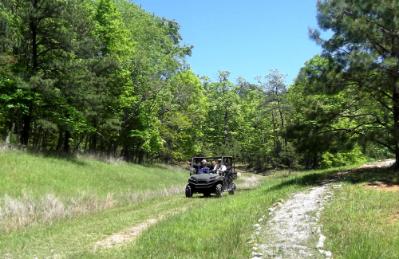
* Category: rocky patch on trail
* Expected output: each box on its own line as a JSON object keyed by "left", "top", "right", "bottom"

{"left": 250, "top": 184, "right": 341, "bottom": 259}
{"left": 249, "top": 159, "right": 395, "bottom": 259}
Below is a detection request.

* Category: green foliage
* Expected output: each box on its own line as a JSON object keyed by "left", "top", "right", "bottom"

{"left": 1, "top": 0, "right": 392, "bottom": 168}
{"left": 202, "top": 71, "right": 243, "bottom": 156}
{"left": 0, "top": 0, "right": 194, "bottom": 160}
{"left": 159, "top": 70, "right": 207, "bottom": 160}
{"left": 321, "top": 145, "right": 367, "bottom": 168}
{"left": 287, "top": 54, "right": 388, "bottom": 168}
{"left": 309, "top": 0, "right": 399, "bottom": 166}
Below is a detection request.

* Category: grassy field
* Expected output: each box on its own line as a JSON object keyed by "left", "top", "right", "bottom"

{"left": 85, "top": 173, "right": 308, "bottom": 259}
{"left": 0, "top": 169, "right": 309, "bottom": 258}
{"left": 0, "top": 149, "right": 314, "bottom": 258}
{"left": 322, "top": 168, "right": 399, "bottom": 259}
{"left": 2, "top": 150, "right": 398, "bottom": 258}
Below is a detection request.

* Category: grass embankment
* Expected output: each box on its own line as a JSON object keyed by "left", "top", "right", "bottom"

{"left": 0, "top": 150, "right": 185, "bottom": 197}
{"left": 0, "top": 150, "right": 186, "bottom": 231}
{"left": 322, "top": 168, "right": 399, "bottom": 259}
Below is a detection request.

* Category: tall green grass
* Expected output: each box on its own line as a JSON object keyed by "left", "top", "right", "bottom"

{"left": 0, "top": 195, "right": 194, "bottom": 258}
{"left": 0, "top": 150, "right": 187, "bottom": 232}
{"left": 322, "top": 184, "right": 399, "bottom": 259}
{"left": 0, "top": 150, "right": 186, "bottom": 198}
{"left": 82, "top": 172, "right": 311, "bottom": 258}
{"left": 0, "top": 161, "right": 316, "bottom": 258}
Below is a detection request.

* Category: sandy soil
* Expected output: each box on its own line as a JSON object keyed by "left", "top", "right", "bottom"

{"left": 238, "top": 174, "right": 264, "bottom": 189}
{"left": 358, "top": 159, "right": 395, "bottom": 169}
{"left": 365, "top": 181, "right": 399, "bottom": 192}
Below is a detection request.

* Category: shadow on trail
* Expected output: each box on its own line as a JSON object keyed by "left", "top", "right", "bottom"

{"left": 267, "top": 165, "right": 399, "bottom": 192}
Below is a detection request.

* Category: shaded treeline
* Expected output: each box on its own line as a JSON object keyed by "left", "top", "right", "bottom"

{"left": 0, "top": 0, "right": 397, "bottom": 169}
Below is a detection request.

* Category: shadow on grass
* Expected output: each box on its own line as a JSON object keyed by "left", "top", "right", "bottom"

{"left": 188, "top": 194, "right": 218, "bottom": 199}
{"left": 25, "top": 149, "right": 87, "bottom": 166}
{"left": 267, "top": 166, "right": 399, "bottom": 192}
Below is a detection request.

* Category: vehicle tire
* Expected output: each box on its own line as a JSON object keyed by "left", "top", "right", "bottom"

{"left": 215, "top": 184, "right": 223, "bottom": 197}
{"left": 228, "top": 183, "right": 236, "bottom": 195}
{"left": 185, "top": 185, "right": 193, "bottom": 198}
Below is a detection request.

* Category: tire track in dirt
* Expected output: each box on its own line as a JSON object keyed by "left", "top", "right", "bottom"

{"left": 93, "top": 173, "right": 263, "bottom": 251}
{"left": 93, "top": 206, "right": 189, "bottom": 250}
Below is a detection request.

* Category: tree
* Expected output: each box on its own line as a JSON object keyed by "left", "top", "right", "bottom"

{"left": 0, "top": 0, "right": 93, "bottom": 149}
{"left": 287, "top": 56, "right": 371, "bottom": 168}
{"left": 258, "top": 70, "right": 289, "bottom": 164}
{"left": 312, "top": 0, "right": 399, "bottom": 167}
{"left": 116, "top": 1, "right": 192, "bottom": 162}
{"left": 202, "top": 71, "right": 243, "bottom": 156}
{"left": 158, "top": 70, "right": 207, "bottom": 161}
{"left": 83, "top": 0, "right": 133, "bottom": 154}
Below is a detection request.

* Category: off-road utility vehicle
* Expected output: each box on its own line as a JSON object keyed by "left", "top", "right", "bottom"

{"left": 185, "top": 156, "right": 237, "bottom": 198}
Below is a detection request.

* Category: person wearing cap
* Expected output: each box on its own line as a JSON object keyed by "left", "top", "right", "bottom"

{"left": 198, "top": 159, "right": 210, "bottom": 174}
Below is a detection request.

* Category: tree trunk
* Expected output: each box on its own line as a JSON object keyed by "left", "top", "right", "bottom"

{"left": 63, "top": 130, "right": 71, "bottom": 153}
{"left": 20, "top": 114, "right": 32, "bottom": 146}
{"left": 41, "top": 130, "right": 48, "bottom": 151}
{"left": 20, "top": 0, "right": 38, "bottom": 147}
{"left": 90, "top": 133, "right": 97, "bottom": 153}
{"left": 392, "top": 81, "right": 399, "bottom": 169}
{"left": 271, "top": 110, "right": 278, "bottom": 155}
{"left": 56, "top": 130, "right": 64, "bottom": 151}
{"left": 223, "top": 109, "right": 228, "bottom": 145}
{"left": 276, "top": 100, "right": 288, "bottom": 149}
{"left": 5, "top": 123, "right": 15, "bottom": 145}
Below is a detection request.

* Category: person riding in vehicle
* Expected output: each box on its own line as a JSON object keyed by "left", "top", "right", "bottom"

{"left": 216, "top": 159, "right": 227, "bottom": 175}
{"left": 198, "top": 159, "right": 210, "bottom": 174}
{"left": 211, "top": 160, "right": 219, "bottom": 173}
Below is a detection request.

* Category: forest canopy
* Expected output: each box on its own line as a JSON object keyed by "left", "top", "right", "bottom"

{"left": 0, "top": 0, "right": 397, "bottom": 169}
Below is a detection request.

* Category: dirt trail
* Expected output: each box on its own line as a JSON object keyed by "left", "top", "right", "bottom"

{"left": 238, "top": 174, "right": 264, "bottom": 189}
{"left": 93, "top": 207, "right": 188, "bottom": 250}
{"left": 358, "top": 159, "right": 395, "bottom": 169}
{"left": 93, "top": 173, "right": 262, "bottom": 251}
{"left": 94, "top": 218, "right": 159, "bottom": 250}
{"left": 250, "top": 159, "right": 395, "bottom": 259}
{"left": 250, "top": 184, "right": 337, "bottom": 259}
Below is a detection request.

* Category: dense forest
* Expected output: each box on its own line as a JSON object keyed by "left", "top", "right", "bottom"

{"left": 0, "top": 0, "right": 398, "bottom": 169}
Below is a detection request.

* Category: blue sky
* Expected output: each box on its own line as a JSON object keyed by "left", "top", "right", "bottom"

{"left": 133, "top": 0, "right": 322, "bottom": 85}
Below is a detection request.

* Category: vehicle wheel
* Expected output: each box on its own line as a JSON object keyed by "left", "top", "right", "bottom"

{"left": 215, "top": 184, "right": 223, "bottom": 197}
{"left": 228, "top": 183, "right": 236, "bottom": 195}
{"left": 185, "top": 185, "right": 193, "bottom": 198}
